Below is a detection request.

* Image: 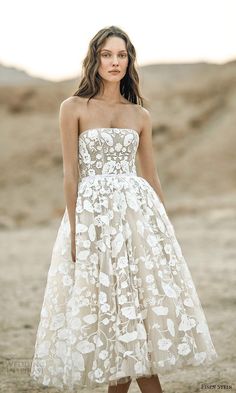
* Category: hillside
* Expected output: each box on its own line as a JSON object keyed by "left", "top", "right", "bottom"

{"left": 0, "top": 60, "right": 236, "bottom": 228}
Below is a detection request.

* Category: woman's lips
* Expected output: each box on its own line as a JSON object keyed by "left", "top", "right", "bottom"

{"left": 109, "top": 71, "right": 120, "bottom": 74}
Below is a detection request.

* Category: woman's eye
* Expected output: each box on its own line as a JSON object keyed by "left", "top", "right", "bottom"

{"left": 102, "top": 53, "right": 127, "bottom": 58}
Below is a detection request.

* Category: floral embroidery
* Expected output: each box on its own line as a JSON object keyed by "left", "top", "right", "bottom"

{"left": 30, "top": 128, "right": 217, "bottom": 390}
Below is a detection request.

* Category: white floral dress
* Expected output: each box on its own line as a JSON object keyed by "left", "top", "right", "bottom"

{"left": 30, "top": 128, "right": 218, "bottom": 391}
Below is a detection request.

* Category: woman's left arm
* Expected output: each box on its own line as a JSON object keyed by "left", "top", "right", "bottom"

{"left": 137, "top": 107, "right": 167, "bottom": 209}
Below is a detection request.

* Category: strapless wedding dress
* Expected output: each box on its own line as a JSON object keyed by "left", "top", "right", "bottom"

{"left": 30, "top": 128, "right": 218, "bottom": 391}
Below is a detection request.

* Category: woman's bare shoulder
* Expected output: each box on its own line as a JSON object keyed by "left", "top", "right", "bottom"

{"left": 136, "top": 104, "right": 150, "bottom": 116}
{"left": 60, "top": 95, "right": 86, "bottom": 109}
{"left": 60, "top": 96, "right": 88, "bottom": 120}
{"left": 132, "top": 104, "right": 151, "bottom": 125}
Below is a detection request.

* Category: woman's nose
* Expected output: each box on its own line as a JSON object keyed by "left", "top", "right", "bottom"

{"left": 112, "top": 56, "right": 119, "bottom": 65}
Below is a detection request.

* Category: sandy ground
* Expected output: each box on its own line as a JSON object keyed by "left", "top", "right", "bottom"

{"left": 0, "top": 202, "right": 235, "bottom": 393}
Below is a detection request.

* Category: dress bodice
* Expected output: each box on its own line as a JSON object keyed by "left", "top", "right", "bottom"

{"left": 78, "top": 128, "right": 139, "bottom": 180}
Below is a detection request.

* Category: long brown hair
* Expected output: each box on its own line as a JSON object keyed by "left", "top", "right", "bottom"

{"left": 73, "top": 25, "right": 146, "bottom": 106}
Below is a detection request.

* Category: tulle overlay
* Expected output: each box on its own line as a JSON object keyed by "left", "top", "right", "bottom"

{"left": 30, "top": 128, "right": 217, "bottom": 391}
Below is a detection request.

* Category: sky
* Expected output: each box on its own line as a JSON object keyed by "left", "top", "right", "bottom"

{"left": 0, "top": 0, "right": 235, "bottom": 81}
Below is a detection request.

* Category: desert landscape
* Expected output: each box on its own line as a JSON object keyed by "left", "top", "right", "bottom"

{"left": 0, "top": 59, "right": 236, "bottom": 392}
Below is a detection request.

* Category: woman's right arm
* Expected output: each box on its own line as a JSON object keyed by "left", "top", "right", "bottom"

{"left": 59, "top": 99, "right": 79, "bottom": 235}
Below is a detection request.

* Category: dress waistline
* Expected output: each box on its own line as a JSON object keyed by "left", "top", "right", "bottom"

{"left": 80, "top": 173, "right": 138, "bottom": 182}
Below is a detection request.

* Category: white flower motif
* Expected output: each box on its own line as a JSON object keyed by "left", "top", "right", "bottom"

{"left": 178, "top": 314, "right": 192, "bottom": 332}
{"left": 111, "top": 233, "right": 124, "bottom": 257}
{"left": 153, "top": 245, "right": 161, "bottom": 257}
{"left": 101, "top": 303, "right": 110, "bottom": 312}
{"left": 83, "top": 240, "right": 91, "bottom": 248}
{"left": 103, "top": 160, "right": 116, "bottom": 174}
{"left": 115, "top": 143, "right": 123, "bottom": 152}
{"left": 99, "top": 350, "right": 108, "bottom": 360}
{"left": 184, "top": 298, "right": 194, "bottom": 307}
{"left": 189, "top": 318, "right": 197, "bottom": 327}
{"left": 167, "top": 318, "right": 175, "bottom": 337}
{"left": 121, "top": 160, "right": 130, "bottom": 172}
{"left": 94, "top": 368, "right": 104, "bottom": 378}
{"left": 121, "top": 306, "right": 136, "bottom": 320}
{"left": 147, "top": 234, "right": 158, "bottom": 247}
{"left": 118, "top": 295, "right": 127, "bottom": 305}
{"left": 194, "top": 352, "right": 207, "bottom": 364}
{"left": 83, "top": 314, "right": 97, "bottom": 325}
{"left": 58, "top": 262, "right": 69, "bottom": 274}
{"left": 101, "top": 318, "right": 110, "bottom": 325}
{"left": 58, "top": 328, "right": 70, "bottom": 340}
{"left": 84, "top": 187, "right": 93, "bottom": 197}
{"left": 169, "top": 355, "right": 176, "bottom": 365}
{"left": 162, "top": 282, "right": 177, "bottom": 298}
{"left": 160, "top": 257, "right": 167, "bottom": 265}
{"left": 152, "top": 305, "right": 167, "bottom": 316}
{"left": 50, "top": 313, "right": 65, "bottom": 330}
{"left": 101, "top": 132, "right": 114, "bottom": 145}
{"left": 117, "top": 257, "right": 128, "bottom": 269}
{"left": 145, "top": 260, "right": 154, "bottom": 269}
{"left": 63, "top": 275, "right": 73, "bottom": 286}
{"left": 99, "top": 272, "right": 110, "bottom": 287}
{"left": 99, "top": 291, "right": 107, "bottom": 304}
{"left": 126, "top": 192, "right": 139, "bottom": 211}
{"left": 158, "top": 338, "right": 172, "bottom": 351}
{"left": 77, "top": 340, "right": 95, "bottom": 354}
{"left": 178, "top": 343, "right": 191, "bottom": 356}
{"left": 118, "top": 331, "right": 138, "bottom": 343}
{"left": 146, "top": 274, "right": 154, "bottom": 283}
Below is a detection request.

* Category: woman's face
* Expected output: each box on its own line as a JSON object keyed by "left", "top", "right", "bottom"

{"left": 98, "top": 36, "right": 129, "bottom": 82}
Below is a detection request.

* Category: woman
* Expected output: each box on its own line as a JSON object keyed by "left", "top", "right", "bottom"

{"left": 30, "top": 25, "right": 218, "bottom": 393}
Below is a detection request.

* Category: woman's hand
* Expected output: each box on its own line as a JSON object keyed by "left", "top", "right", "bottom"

{"left": 70, "top": 230, "right": 76, "bottom": 263}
